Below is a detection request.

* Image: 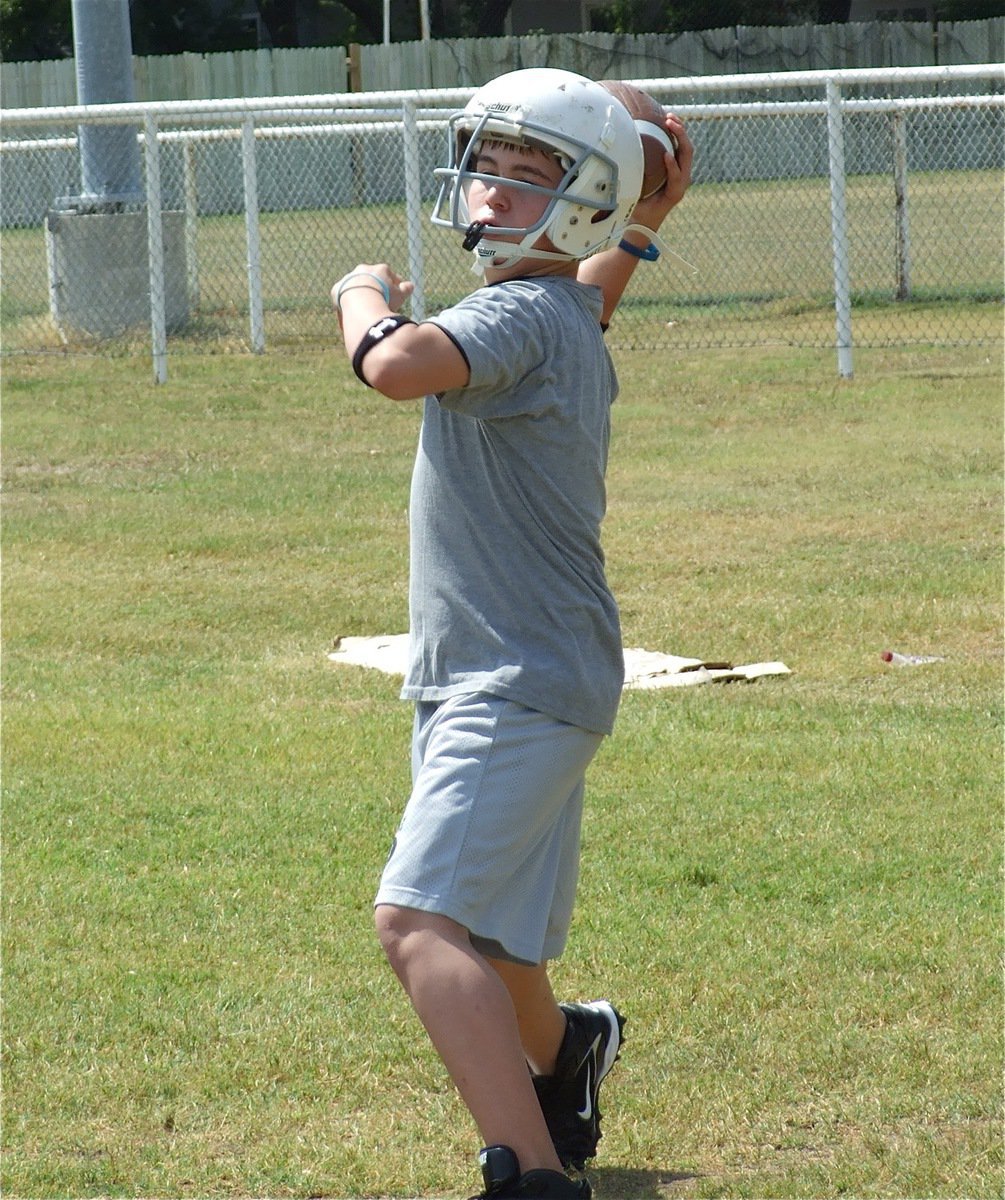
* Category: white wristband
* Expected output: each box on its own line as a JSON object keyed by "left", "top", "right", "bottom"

{"left": 334, "top": 270, "right": 392, "bottom": 313}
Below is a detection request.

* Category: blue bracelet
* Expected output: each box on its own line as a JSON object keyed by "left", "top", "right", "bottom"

{"left": 618, "top": 238, "right": 660, "bottom": 261}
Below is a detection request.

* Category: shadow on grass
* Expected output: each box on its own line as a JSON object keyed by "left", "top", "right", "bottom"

{"left": 591, "top": 1166, "right": 704, "bottom": 1198}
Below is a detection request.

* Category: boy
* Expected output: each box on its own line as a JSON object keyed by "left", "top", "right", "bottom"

{"left": 332, "top": 68, "right": 691, "bottom": 1200}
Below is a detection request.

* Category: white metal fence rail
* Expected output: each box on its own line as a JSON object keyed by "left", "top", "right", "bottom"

{"left": 1, "top": 64, "right": 1002, "bottom": 381}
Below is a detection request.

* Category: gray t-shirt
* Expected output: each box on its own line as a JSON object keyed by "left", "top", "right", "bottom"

{"left": 401, "top": 274, "right": 624, "bottom": 735}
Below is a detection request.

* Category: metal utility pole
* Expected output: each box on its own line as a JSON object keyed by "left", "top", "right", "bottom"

{"left": 69, "top": 0, "right": 143, "bottom": 207}
{"left": 46, "top": 0, "right": 188, "bottom": 346}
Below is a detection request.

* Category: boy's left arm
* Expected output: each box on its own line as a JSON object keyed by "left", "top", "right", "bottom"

{"left": 578, "top": 112, "right": 693, "bottom": 327}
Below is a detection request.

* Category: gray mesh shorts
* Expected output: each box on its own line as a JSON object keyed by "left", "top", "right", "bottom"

{"left": 374, "top": 692, "right": 604, "bottom": 965}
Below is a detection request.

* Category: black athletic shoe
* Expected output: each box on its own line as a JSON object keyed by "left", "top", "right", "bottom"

{"left": 470, "top": 1145, "right": 592, "bottom": 1199}
{"left": 532, "top": 1000, "right": 625, "bottom": 1171}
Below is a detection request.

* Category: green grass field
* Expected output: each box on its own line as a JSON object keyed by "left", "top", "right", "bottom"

{"left": 2, "top": 341, "right": 1002, "bottom": 1199}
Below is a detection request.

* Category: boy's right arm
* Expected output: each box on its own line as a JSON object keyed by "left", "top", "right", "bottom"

{"left": 333, "top": 262, "right": 469, "bottom": 401}
{"left": 577, "top": 112, "right": 693, "bottom": 326}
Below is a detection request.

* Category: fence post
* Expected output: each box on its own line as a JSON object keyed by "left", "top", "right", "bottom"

{"left": 826, "top": 79, "right": 853, "bottom": 379}
{"left": 143, "top": 113, "right": 168, "bottom": 384}
{"left": 892, "top": 110, "right": 912, "bottom": 300}
{"left": 182, "top": 139, "right": 201, "bottom": 310}
{"left": 241, "top": 116, "right": 266, "bottom": 353}
{"left": 348, "top": 43, "right": 362, "bottom": 91}
{"left": 402, "top": 97, "right": 426, "bottom": 322}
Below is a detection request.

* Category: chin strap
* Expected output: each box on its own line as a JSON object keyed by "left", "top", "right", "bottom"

{"left": 619, "top": 222, "right": 699, "bottom": 275}
{"left": 462, "top": 221, "right": 699, "bottom": 277}
{"left": 467, "top": 236, "right": 580, "bottom": 276}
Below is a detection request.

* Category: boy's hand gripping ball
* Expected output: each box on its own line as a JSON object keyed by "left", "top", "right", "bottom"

{"left": 599, "top": 79, "right": 677, "bottom": 200}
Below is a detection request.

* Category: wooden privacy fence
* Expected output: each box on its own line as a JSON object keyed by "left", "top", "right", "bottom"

{"left": 353, "top": 20, "right": 1004, "bottom": 90}
{"left": 1, "top": 20, "right": 1001, "bottom": 107}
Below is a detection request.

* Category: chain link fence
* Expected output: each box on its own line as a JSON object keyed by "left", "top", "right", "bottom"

{"left": 1, "top": 65, "right": 1001, "bottom": 379}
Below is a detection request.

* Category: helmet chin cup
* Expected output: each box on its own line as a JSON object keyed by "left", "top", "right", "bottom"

{"left": 431, "top": 67, "right": 644, "bottom": 263}
{"left": 468, "top": 237, "right": 530, "bottom": 277}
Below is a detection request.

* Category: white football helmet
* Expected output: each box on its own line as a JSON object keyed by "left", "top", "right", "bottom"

{"left": 430, "top": 68, "right": 644, "bottom": 272}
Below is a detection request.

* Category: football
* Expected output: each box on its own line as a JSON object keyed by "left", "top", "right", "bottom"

{"left": 599, "top": 79, "right": 676, "bottom": 200}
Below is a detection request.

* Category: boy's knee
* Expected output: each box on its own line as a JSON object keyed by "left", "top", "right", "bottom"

{"left": 374, "top": 903, "right": 403, "bottom": 954}
{"left": 374, "top": 903, "right": 423, "bottom": 971}
{"left": 374, "top": 904, "right": 467, "bottom": 973}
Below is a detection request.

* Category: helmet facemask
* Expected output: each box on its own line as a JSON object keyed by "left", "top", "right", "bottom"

{"left": 430, "top": 70, "right": 642, "bottom": 274}
{"left": 460, "top": 130, "right": 575, "bottom": 266}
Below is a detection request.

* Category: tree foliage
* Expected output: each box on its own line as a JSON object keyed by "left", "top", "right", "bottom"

{"left": 1, "top": 0, "right": 1000, "bottom": 62}
{"left": 591, "top": 0, "right": 843, "bottom": 33}
{"left": 934, "top": 0, "right": 1004, "bottom": 16}
{"left": 1, "top": 0, "right": 257, "bottom": 61}
{"left": 0, "top": 0, "right": 518, "bottom": 59}
{"left": 1, "top": 0, "right": 72, "bottom": 60}
{"left": 129, "top": 0, "right": 257, "bottom": 55}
